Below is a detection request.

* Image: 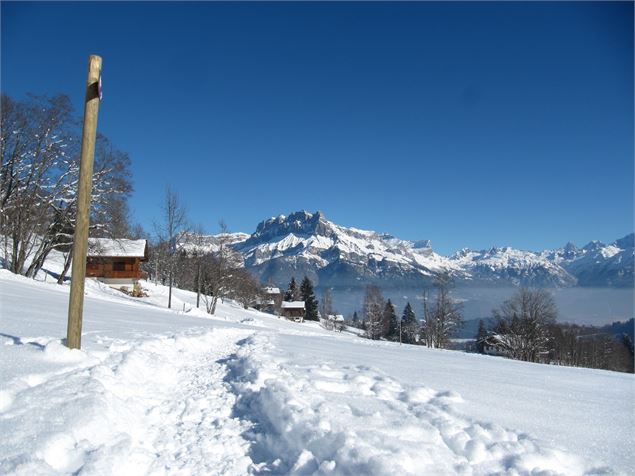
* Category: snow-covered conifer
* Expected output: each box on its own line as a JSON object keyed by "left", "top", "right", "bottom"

{"left": 384, "top": 299, "right": 399, "bottom": 340}
{"left": 476, "top": 319, "right": 488, "bottom": 353}
{"left": 363, "top": 285, "right": 385, "bottom": 340}
{"left": 401, "top": 302, "right": 418, "bottom": 344}
{"left": 300, "top": 276, "right": 319, "bottom": 321}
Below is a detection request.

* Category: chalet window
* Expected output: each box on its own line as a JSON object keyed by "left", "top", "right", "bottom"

{"left": 113, "top": 261, "right": 126, "bottom": 271}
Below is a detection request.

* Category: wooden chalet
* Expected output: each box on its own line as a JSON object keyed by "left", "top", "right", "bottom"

{"left": 281, "top": 301, "right": 305, "bottom": 321}
{"left": 86, "top": 238, "right": 148, "bottom": 289}
{"left": 325, "top": 314, "right": 345, "bottom": 332}
{"left": 254, "top": 286, "right": 283, "bottom": 314}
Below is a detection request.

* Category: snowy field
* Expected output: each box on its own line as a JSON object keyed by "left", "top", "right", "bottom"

{"left": 1, "top": 269, "right": 634, "bottom": 475}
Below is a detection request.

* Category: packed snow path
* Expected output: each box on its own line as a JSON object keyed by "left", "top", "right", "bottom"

{"left": 1, "top": 327, "right": 256, "bottom": 475}
{"left": 1, "top": 271, "right": 633, "bottom": 474}
{"left": 1, "top": 330, "right": 598, "bottom": 475}
{"left": 224, "top": 334, "right": 605, "bottom": 475}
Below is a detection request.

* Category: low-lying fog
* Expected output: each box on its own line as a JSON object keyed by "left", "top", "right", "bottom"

{"left": 329, "top": 286, "right": 633, "bottom": 326}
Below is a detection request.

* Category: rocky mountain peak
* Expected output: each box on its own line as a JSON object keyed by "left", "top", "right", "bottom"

{"left": 412, "top": 240, "right": 432, "bottom": 249}
{"left": 558, "top": 241, "right": 579, "bottom": 260}
{"left": 487, "top": 246, "right": 501, "bottom": 255}
{"left": 196, "top": 211, "right": 633, "bottom": 289}
{"left": 582, "top": 240, "right": 605, "bottom": 252}
{"left": 244, "top": 210, "right": 334, "bottom": 247}
{"left": 451, "top": 248, "right": 474, "bottom": 259}
{"left": 614, "top": 233, "right": 634, "bottom": 250}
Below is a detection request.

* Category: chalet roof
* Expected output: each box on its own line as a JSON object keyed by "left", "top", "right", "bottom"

{"left": 326, "top": 314, "right": 345, "bottom": 321}
{"left": 87, "top": 238, "right": 148, "bottom": 259}
{"left": 264, "top": 287, "right": 281, "bottom": 294}
{"left": 281, "top": 301, "right": 305, "bottom": 309}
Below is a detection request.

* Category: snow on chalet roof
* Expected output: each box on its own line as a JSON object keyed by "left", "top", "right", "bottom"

{"left": 87, "top": 238, "right": 148, "bottom": 258}
{"left": 264, "top": 287, "right": 281, "bottom": 294}
{"left": 325, "top": 314, "right": 344, "bottom": 321}
{"left": 281, "top": 301, "right": 305, "bottom": 309}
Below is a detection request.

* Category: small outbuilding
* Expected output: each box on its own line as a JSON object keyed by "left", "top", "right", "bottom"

{"left": 281, "top": 301, "right": 305, "bottom": 322}
{"left": 320, "top": 314, "right": 346, "bottom": 332}
{"left": 86, "top": 238, "right": 148, "bottom": 290}
{"left": 254, "top": 286, "right": 283, "bottom": 314}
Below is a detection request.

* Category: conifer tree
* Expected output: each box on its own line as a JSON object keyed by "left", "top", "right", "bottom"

{"left": 352, "top": 311, "right": 360, "bottom": 328}
{"left": 384, "top": 299, "right": 399, "bottom": 341}
{"left": 284, "top": 277, "right": 300, "bottom": 301}
{"left": 402, "top": 302, "right": 418, "bottom": 344}
{"left": 476, "top": 319, "right": 488, "bottom": 354}
{"left": 300, "top": 276, "right": 319, "bottom": 321}
{"left": 363, "top": 285, "right": 385, "bottom": 340}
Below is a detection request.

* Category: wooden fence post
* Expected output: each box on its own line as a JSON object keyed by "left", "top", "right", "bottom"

{"left": 66, "top": 55, "right": 102, "bottom": 349}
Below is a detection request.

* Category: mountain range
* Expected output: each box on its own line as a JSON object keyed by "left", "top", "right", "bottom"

{"left": 186, "top": 210, "right": 634, "bottom": 290}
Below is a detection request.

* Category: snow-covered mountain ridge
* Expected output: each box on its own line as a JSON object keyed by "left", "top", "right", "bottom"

{"left": 190, "top": 211, "right": 633, "bottom": 289}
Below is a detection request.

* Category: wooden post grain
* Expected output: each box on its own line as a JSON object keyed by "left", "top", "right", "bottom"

{"left": 66, "top": 55, "right": 102, "bottom": 349}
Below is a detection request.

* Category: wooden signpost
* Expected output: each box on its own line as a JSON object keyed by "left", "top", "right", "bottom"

{"left": 66, "top": 55, "right": 102, "bottom": 349}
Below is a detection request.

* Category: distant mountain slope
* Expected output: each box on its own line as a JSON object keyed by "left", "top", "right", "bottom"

{"left": 543, "top": 234, "right": 634, "bottom": 287}
{"left": 234, "top": 211, "right": 464, "bottom": 288}
{"left": 185, "top": 211, "right": 633, "bottom": 289}
{"left": 450, "top": 246, "right": 577, "bottom": 287}
{"left": 179, "top": 232, "right": 250, "bottom": 255}
{"left": 235, "top": 211, "right": 633, "bottom": 289}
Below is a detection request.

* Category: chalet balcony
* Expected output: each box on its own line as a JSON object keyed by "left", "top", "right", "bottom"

{"left": 87, "top": 270, "right": 143, "bottom": 279}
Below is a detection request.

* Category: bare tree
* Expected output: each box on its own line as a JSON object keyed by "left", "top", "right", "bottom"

{"left": 1, "top": 94, "right": 134, "bottom": 280}
{"left": 170, "top": 225, "right": 257, "bottom": 313}
{"left": 320, "top": 287, "right": 333, "bottom": 318}
{"left": 230, "top": 268, "right": 261, "bottom": 309}
{"left": 422, "top": 274, "right": 463, "bottom": 349}
{"left": 187, "top": 224, "right": 208, "bottom": 309}
{"left": 549, "top": 323, "right": 633, "bottom": 372}
{"left": 1, "top": 94, "right": 74, "bottom": 274}
{"left": 492, "top": 288, "right": 557, "bottom": 362}
{"left": 199, "top": 220, "right": 241, "bottom": 315}
{"left": 31, "top": 134, "right": 133, "bottom": 281}
{"left": 145, "top": 239, "right": 169, "bottom": 285}
{"left": 155, "top": 186, "right": 188, "bottom": 308}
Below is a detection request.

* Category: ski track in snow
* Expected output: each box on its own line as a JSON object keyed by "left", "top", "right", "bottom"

{"left": 1, "top": 328, "right": 256, "bottom": 475}
{"left": 2, "top": 328, "right": 609, "bottom": 476}
{"left": 0, "top": 270, "right": 630, "bottom": 475}
{"left": 224, "top": 334, "right": 611, "bottom": 476}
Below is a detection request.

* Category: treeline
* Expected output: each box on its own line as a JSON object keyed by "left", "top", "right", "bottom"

{"left": 350, "top": 274, "right": 464, "bottom": 348}
{"left": 159, "top": 246, "right": 262, "bottom": 314}
{"left": 346, "top": 274, "right": 633, "bottom": 374}
{"left": 549, "top": 322, "right": 634, "bottom": 373}
{"left": 475, "top": 290, "right": 634, "bottom": 373}
{"left": 1, "top": 93, "right": 137, "bottom": 280}
{"left": 144, "top": 188, "right": 261, "bottom": 313}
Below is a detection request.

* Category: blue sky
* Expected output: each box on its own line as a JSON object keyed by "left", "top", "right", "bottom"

{"left": 2, "top": 1, "right": 633, "bottom": 254}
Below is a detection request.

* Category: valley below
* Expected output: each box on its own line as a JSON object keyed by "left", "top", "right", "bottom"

{"left": 328, "top": 285, "right": 634, "bottom": 326}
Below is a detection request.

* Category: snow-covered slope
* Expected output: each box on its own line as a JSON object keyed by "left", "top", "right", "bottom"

{"left": 188, "top": 210, "right": 632, "bottom": 289}
{"left": 178, "top": 232, "right": 250, "bottom": 255}
{"left": 450, "top": 246, "right": 576, "bottom": 287}
{"left": 1, "top": 271, "right": 633, "bottom": 474}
